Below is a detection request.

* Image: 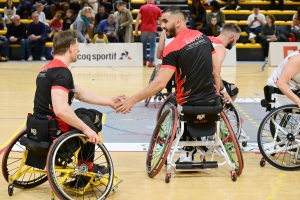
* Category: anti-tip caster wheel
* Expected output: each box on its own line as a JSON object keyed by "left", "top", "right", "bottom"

{"left": 231, "top": 171, "right": 237, "bottom": 182}
{"left": 8, "top": 184, "right": 14, "bottom": 196}
{"left": 260, "top": 158, "right": 266, "bottom": 167}
{"left": 242, "top": 141, "right": 247, "bottom": 147}
{"left": 165, "top": 173, "right": 171, "bottom": 183}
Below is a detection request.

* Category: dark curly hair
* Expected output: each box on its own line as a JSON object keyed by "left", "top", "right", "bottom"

{"left": 210, "top": 0, "right": 220, "bottom": 11}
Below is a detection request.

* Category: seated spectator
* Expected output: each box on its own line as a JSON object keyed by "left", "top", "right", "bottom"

{"left": 261, "top": 14, "right": 280, "bottom": 61}
{"left": 96, "top": 14, "right": 118, "bottom": 43}
{"left": 48, "top": 13, "right": 62, "bottom": 38}
{"left": 99, "top": 0, "right": 112, "bottom": 13}
{"left": 221, "top": 0, "right": 241, "bottom": 11}
{"left": 50, "top": 0, "right": 69, "bottom": 18}
{"left": 71, "top": 6, "right": 93, "bottom": 43}
{"left": 189, "top": 0, "right": 206, "bottom": 30}
{"left": 92, "top": 30, "right": 108, "bottom": 43}
{"left": 94, "top": 5, "right": 109, "bottom": 28}
{"left": 32, "top": 0, "right": 50, "bottom": 19}
{"left": 115, "top": 1, "right": 133, "bottom": 43}
{"left": 63, "top": 9, "right": 75, "bottom": 30}
{"left": 206, "top": 1, "right": 225, "bottom": 30}
{"left": 26, "top": 12, "right": 47, "bottom": 61}
{"left": 88, "top": 0, "right": 98, "bottom": 14}
{"left": 4, "top": 15, "right": 26, "bottom": 60}
{"left": 244, "top": 5, "right": 266, "bottom": 42}
{"left": 291, "top": 7, "right": 300, "bottom": 42}
{"left": 69, "top": 0, "right": 81, "bottom": 16}
{"left": 2, "top": 0, "right": 16, "bottom": 30}
{"left": 204, "top": 16, "right": 220, "bottom": 37}
{"left": 17, "top": 0, "right": 33, "bottom": 19}
{"left": 35, "top": 3, "right": 49, "bottom": 26}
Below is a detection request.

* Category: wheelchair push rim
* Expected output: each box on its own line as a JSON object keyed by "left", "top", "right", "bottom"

{"left": 145, "top": 65, "right": 160, "bottom": 107}
{"left": 46, "top": 132, "right": 114, "bottom": 200}
{"left": 220, "top": 112, "right": 244, "bottom": 175}
{"left": 223, "top": 102, "right": 242, "bottom": 140}
{"left": 1, "top": 129, "right": 48, "bottom": 189}
{"left": 156, "top": 92, "right": 176, "bottom": 123}
{"left": 257, "top": 104, "right": 300, "bottom": 171}
{"left": 146, "top": 106, "right": 178, "bottom": 178}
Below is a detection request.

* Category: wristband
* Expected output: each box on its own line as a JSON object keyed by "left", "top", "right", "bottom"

{"left": 220, "top": 87, "right": 227, "bottom": 94}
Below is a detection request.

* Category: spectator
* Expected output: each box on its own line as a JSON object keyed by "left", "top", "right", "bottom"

{"left": 17, "top": 0, "right": 33, "bottom": 19}
{"left": 115, "top": 1, "right": 133, "bottom": 43}
{"left": 69, "top": 0, "right": 81, "bottom": 16}
{"left": 26, "top": 12, "right": 47, "bottom": 61}
{"left": 134, "top": 0, "right": 161, "bottom": 67}
{"left": 94, "top": 5, "right": 109, "bottom": 28}
{"left": 35, "top": 3, "right": 49, "bottom": 26}
{"left": 50, "top": 0, "right": 69, "bottom": 18}
{"left": 63, "top": 9, "right": 75, "bottom": 30}
{"left": 204, "top": 16, "right": 220, "bottom": 37}
{"left": 48, "top": 12, "right": 62, "bottom": 38}
{"left": 4, "top": 15, "right": 26, "bottom": 60}
{"left": 88, "top": 0, "right": 98, "bottom": 14}
{"left": 261, "top": 14, "right": 280, "bottom": 61}
{"left": 189, "top": 0, "right": 206, "bottom": 30}
{"left": 206, "top": 1, "right": 225, "bottom": 29}
{"left": 99, "top": 0, "right": 112, "bottom": 13}
{"left": 33, "top": 0, "right": 51, "bottom": 19}
{"left": 71, "top": 6, "right": 93, "bottom": 43}
{"left": 96, "top": 14, "right": 118, "bottom": 43}
{"left": 291, "top": 7, "right": 300, "bottom": 42}
{"left": 2, "top": 0, "right": 16, "bottom": 30}
{"left": 77, "top": 2, "right": 95, "bottom": 39}
{"left": 77, "top": 2, "right": 95, "bottom": 18}
{"left": 221, "top": 0, "right": 241, "bottom": 11}
{"left": 92, "top": 30, "right": 108, "bottom": 43}
{"left": 244, "top": 5, "right": 266, "bottom": 42}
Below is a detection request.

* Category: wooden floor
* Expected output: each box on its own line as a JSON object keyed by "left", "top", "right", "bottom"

{"left": 0, "top": 62, "right": 300, "bottom": 199}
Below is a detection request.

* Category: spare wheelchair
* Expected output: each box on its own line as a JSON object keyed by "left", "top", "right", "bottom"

{"left": 2, "top": 126, "right": 122, "bottom": 199}
{"left": 258, "top": 86, "right": 300, "bottom": 170}
{"left": 146, "top": 97, "right": 244, "bottom": 183}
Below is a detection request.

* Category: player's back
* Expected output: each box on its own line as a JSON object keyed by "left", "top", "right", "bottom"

{"left": 162, "top": 28, "right": 218, "bottom": 106}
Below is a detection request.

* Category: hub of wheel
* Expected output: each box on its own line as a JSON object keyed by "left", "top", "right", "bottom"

{"left": 287, "top": 133, "right": 295, "bottom": 142}
{"left": 74, "top": 164, "right": 89, "bottom": 174}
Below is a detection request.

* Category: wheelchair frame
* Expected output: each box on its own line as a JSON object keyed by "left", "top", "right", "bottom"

{"left": 2, "top": 130, "right": 122, "bottom": 199}
{"left": 147, "top": 105, "right": 244, "bottom": 183}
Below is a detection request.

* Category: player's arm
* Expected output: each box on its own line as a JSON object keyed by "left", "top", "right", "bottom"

{"left": 276, "top": 54, "right": 300, "bottom": 107}
{"left": 74, "top": 84, "right": 124, "bottom": 108}
{"left": 156, "top": 30, "right": 166, "bottom": 59}
{"left": 214, "top": 45, "right": 226, "bottom": 90}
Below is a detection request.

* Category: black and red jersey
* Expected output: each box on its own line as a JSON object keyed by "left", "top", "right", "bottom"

{"left": 161, "top": 28, "right": 218, "bottom": 106}
{"left": 33, "top": 59, "right": 75, "bottom": 132}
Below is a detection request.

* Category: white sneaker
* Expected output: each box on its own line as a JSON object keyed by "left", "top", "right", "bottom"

{"left": 248, "top": 33, "right": 256, "bottom": 40}
{"left": 265, "top": 57, "right": 268, "bottom": 62}
{"left": 220, "top": 6, "right": 227, "bottom": 10}
{"left": 235, "top": 5, "right": 241, "bottom": 11}
{"left": 196, "top": 147, "right": 206, "bottom": 162}
{"left": 27, "top": 56, "right": 33, "bottom": 61}
{"left": 178, "top": 150, "right": 193, "bottom": 162}
{"left": 40, "top": 57, "right": 46, "bottom": 61}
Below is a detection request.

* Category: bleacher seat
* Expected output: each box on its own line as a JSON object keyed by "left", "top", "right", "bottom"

{"left": 0, "top": 8, "right": 3, "bottom": 14}
{"left": 131, "top": 0, "right": 145, "bottom": 4}
{"left": 45, "top": 42, "right": 53, "bottom": 48}
{"left": 0, "top": 0, "right": 19, "bottom": 2}
{"left": 0, "top": 30, "right": 6, "bottom": 35}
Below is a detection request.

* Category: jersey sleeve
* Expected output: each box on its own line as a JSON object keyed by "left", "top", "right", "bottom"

{"left": 51, "top": 68, "right": 73, "bottom": 93}
{"left": 161, "top": 51, "right": 177, "bottom": 71}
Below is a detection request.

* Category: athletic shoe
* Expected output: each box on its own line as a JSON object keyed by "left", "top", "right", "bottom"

{"left": 178, "top": 150, "right": 193, "bottom": 162}
{"left": 93, "top": 164, "right": 109, "bottom": 175}
{"left": 40, "top": 57, "right": 46, "bottom": 61}
{"left": 248, "top": 33, "right": 256, "bottom": 40}
{"left": 27, "top": 56, "right": 33, "bottom": 61}
{"left": 143, "top": 60, "right": 147, "bottom": 66}
{"left": 235, "top": 5, "right": 241, "bottom": 11}
{"left": 148, "top": 62, "right": 155, "bottom": 67}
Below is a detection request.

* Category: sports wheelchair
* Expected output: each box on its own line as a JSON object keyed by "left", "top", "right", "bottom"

{"left": 146, "top": 98, "right": 244, "bottom": 183}
{"left": 156, "top": 93, "right": 250, "bottom": 147}
{"left": 258, "top": 86, "right": 300, "bottom": 170}
{"left": 144, "top": 64, "right": 176, "bottom": 108}
{"left": 2, "top": 129, "right": 122, "bottom": 199}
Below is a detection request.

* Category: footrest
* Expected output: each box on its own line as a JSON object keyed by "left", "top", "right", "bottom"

{"left": 175, "top": 161, "right": 218, "bottom": 169}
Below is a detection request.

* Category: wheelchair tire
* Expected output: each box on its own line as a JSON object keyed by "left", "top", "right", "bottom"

{"left": 257, "top": 104, "right": 300, "bottom": 171}
{"left": 146, "top": 106, "right": 178, "bottom": 178}
{"left": 220, "top": 112, "right": 244, "bottom": 175}
{"left": 46, "top": 131, "right": 114, "bottom": 200}
{"left": 224, "top": 102, "right": 242, "bottom": 140}
{"left": 145, "top": 65, "right": 160, "bottom": 107}
{"left": 1, "top": 129, "right": 48, "bottom": 189}
{"left": 156, "top": 92, "right": 176, "bottom": 123}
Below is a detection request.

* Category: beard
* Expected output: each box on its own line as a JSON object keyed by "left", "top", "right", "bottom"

{"left": 225, "top": 40, "right": 234, "bottom": 50}
{"left": 165, "top": 24, "right": 176, "bottom": 38}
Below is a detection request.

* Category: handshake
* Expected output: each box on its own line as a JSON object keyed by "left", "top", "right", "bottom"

{"left": 109, "top": 94, "right": 136, "bottom": 114}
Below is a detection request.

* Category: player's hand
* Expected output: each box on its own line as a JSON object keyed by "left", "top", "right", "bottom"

{"left": 114, "top": 96, "right": 136, "bottom": 114}
{"left": 83, "top": 127, "right": 102, "bottom": 144}
{"left": 221, "top": 92, "right": 232, "bottom": 103}
{"left": 109, "top": 94, "right": 126, "bottom": 109}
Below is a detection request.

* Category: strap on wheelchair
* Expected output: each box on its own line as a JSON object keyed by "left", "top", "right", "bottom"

{"left": 181, "top": 99, "right": 223, "bottom": 115}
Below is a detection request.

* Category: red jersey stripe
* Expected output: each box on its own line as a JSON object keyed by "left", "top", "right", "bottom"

{"left": 208, "top": 36, "right": 222, "bottom": 45}
{"left": 212, "top": 50, "right": 216, "bottom": 54}
{"left": 41, "top": 59, "right": 68, "bottom": 71}
{"left": 51, "top": 86, "right": 69, "bottom": 93}
{"left": 160, "top": 64, "right": 176, "bottom": 70}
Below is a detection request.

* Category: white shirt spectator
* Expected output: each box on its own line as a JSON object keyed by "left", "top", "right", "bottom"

{"left": 4, "top": 6, "right": 16, "bottom": 20}
{"left": 35, "top": 11, "right": 49, "bottom": 26}
{"left": 247, "top": 13, "right": 266, "bottom": 28}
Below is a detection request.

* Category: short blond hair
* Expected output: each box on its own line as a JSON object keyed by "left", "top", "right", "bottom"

{"left": 81, "top": 7, "right": 93, "bottom": 17}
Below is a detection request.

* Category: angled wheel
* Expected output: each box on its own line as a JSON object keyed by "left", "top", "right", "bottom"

{"left": 257, "top": 104, "right": 300, "bottom": 171}
{"left": 145, "top": 65, "right": 160, "bottom": 107}
{"left": 220, "top": 112, "right": 244, "bottom": 175}
{"left": 156, "top": 92, "right": 176, "bottom": 122}
{"left": 46, "top": 131, "right": 114, "bottom": 200}
{"left": 1, "top": 129, "right": 48, "bottom": 189}
{"left": 223, "top": 102, "right": 242, "bottom": 140}
{"left": 146, "top": 106, "right": 178, "bottom": 178}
